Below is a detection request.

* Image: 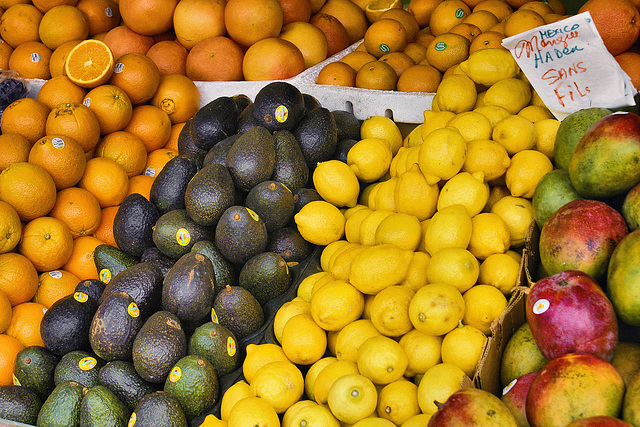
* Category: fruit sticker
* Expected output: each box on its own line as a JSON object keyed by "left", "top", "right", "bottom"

{"left": 12, "top": 374, "right": 20, "bottom": 386}
{"left": 275, "top": 105, "right": 289, "bottom": 123}
{"left": 169, "top": 366, "right": 182, "bottom": 382}
{"left": 532, "top": 298, "right": 550, "bottom": 315}
{"left": 176, "top": 228, "right": 191, "bottom": 246}
{"left": 128, "top": 302, "right": 140, "bottom": 318}
{"left": 379, "top": 44, "right": 390, "bottom": 54}
{"left": 455, "top": 8, "right": 465, "bottom": 18}
{"left": 503, "top": 378, "right": 517, "bottom": 395}
{"left": 286, "top": 261, "right": 297, "bottom": 270}
{"left": 114, "top": 62, "right": 125, "bottom": 73}
{"left": 128, "top": 413, "right": 136, "bottom": 427}
{"left": 74, "top": 292, "right": 89, "bottom": 303}
{"left": 83, "top": 97, "right": 91, "bottom": 107}
{"left": 100, "top": 268, "right": 112, "bottom": 283}
{"left": 30, "top": 53, "right": 41, "bottom": 64}
{"left": 49, "top": 270, "right": 63, "bottom": 279}
{"left": 145, "top": 167, "right": 155, "bottom": 177}
{"left": 435, "top": 42, "right": 447, "bottom": 52}
{"left": 227, "top": 336, "right": 237, "bottom": 357}
{"left": 78, "top": 356, "right": 97, "bottom": 371}
{"left": 51, "top": 137, "right": 65, "bottom": 149}
{"left": 211, "top": 308, "right": 219, "bottom": 324}
{"left": 247, "top": 208, "right": 260, "bottom": 222}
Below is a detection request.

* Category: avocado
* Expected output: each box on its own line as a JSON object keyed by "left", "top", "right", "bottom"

{"left": 74, "top": 279, "right": 105, "bottom": 305}
{"left": 163, "top": 355, "right": 218, "bottom": 421}
{"left": 188, "top": 321, "right": 240, "bottom": 377}
{"left": 202, "top": 134, "right": 239, "bottom": 168}
{"left": 152, "top": 209, "right": 215, "bottom": 259}
{"left": 188, "top": 96, "right": 239, "bottom": 151}
{"left": 41, "top": 292, "right": 98, "bottom": 356}
{"left": 177, "top": 118, "right": 208, "bottom": 160}
{"left": 132, "top": 311, "right": 187, "bottom": 384}
{"left": 332, "top": 110, "right": 361, "bottom": 141}
{"left": 93, "top": 244, "right": 139, "bottom": 285}
{"left": 212, "top": 285, "right": 264, "bottom": 341}
{"left": 238, "top": 251, "right": 291, "bottom": 306}
{"left": 236, "top": 102, "right": 260, "bottom": 135}
{"left": 79, "top": 385, "right": 130, "bottom": 427}
{"left": 140, "top": 246, "right": 175, "bottom": 277}
{"left": 253, "top": 81, "right": 306, "bottom": 132}
{"left": 266, "top": 226, "right": 315, "bottom": 263}
{"left": 293, "top": 187, "right": 323, "bottom": 215}
{"left": 99, "top": 261, "right": 164, "bottom": 318}
{"left": 334, "top": 138, "right": 358, "bottom": 163}
{"left": 214, "top": 205, "right": 268, "bottom": 264}
{"left": 184, "top": 163, "right": 236, "bottom": 227}
{"left": 112, "top": 193, "right": 160, "bottom": 257}
{"left": 0, "top": 385, "right": 41, "bottom": 425}
{"left": 303, "top": 93, "right": 321, "bottom": 112}
{"left": 232, "top": 94, "right": 252, "bottom": 115}
{"left": 245, "top": 180, "right": 295, "bottom": 232}
{"left": 54, "top": 350, "right": 105, "bottom": 388}
{"left": 149, "top": 154, "right": 200, "bottom": 215}
{"left": 90, "top": 291, "right": 145, "bottom": 361}
{"left": 37, "top": 381, "right": 84, "bottom": 427}
{"left": 292, "top": 106, "right": 338, "bottom": 170}
{"left": 226, "top": 126, "right": 276, "bottom": 191}
{"left": 162, "top": 252, "right": 216, "bottom": 325}
{"left": 12, "top": 345, "right": 59, "bottom": 401}
{"left": 190, "top": 240, "right": 237, "bottom": 292}
{"left": 99, "top": 360, "right": 156, "bottom": 413}
{"left": 271, "top": 130, "right": 310, "bottom": 194}
{"left": 130, "top": 391, "right": 188, "bottom": 427}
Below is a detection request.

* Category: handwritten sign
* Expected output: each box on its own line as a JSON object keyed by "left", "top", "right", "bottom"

{"left": 502, "top": 12, "right": 637, "bottom": 120}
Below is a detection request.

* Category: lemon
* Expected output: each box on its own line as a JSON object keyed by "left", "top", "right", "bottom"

{"left": 313, "top": 359, "right": 360, "bottom": 405}
{"left": 440, "top": 321, "right": 487, "bottom": 377}
{"left": 478, "top": 252, "right": 521, "bottom": 295}
{"left": 426, "top": 247, "right": 479, "bottom": 293}
{"left": 249, "top": 360, "right": 304, "bottom": 413}
{"left": 304, "top": 357, "right": 338, "bottom": 402}
{"left": 462, "top": 284, "right": 508, "bottom": 335}
{"left": 242, "top": 343, "right": 290, "bottom": 384}
{"left": 311, "top": 272, "right": 339, "bottom": 297}
{"left": 199, "top": 414, "right": 226, "bottom": 426}
{"left": 321, "top": 241, "right": 351, "bottom": 272}
{"left": 446, "top": 111, "right": 493, "bottom": 142}
{"left": 362, "top": 294, "right": 376, "bottom": 320}
{"left": 311, "top": 279, "right": 365, "bottom": 331}
{"left": 483, "top": 77, "right": 532, "bottom": 114}
{"left": 394, "top": 164, "right": 439, "bottom": 221}
{"left": 490, "top": 195, "right": 534, "bottom": 247}
{"left": 227, "top": 396, "right": 280, "bottom": 427}
{"left": 273, "top": 298, "right": 312, "bottom": 344}
{"left": 220, "top": 380, "right": 251, "bottom": 421}
{"left": 421, "top": 110, "right": 456, "bottom": 140}
{"left": 297, "top": 271, "right": 331, "bottom": 302}
{"left": 374, "top": 212, "right": 423, "bottom": 251}
{"left": 458, "top": 48, "right": 519, "bottom": 86}
{"left": 282, "top": 400, "right": 340, "bottom": 427}
{"left": 352, "top": 417, "right": 397, "bottom": 427}
{"left": 418, "top": 127, "right": 467, "bottom": 185}
{"left": 492, "top": 114, "right": 538, "bottom": 156}
{"left": 359, "top": 182, "right": 379, "bottom": 206}
{"left": 401, "top": 413, "right": 434, "bottom": 426}
{"left": 376, "top": 380, "right": 420, "bottom": 425}
{"left": 517, "top": 104, "right": 553, "bottom": 122}
{"left": 349, "top": 244, "right": 413, "bottom": 295}
{"left": 390, "top": 146, "right": 410, "bottom": 177}
{"left": 399, "top": 329, "right": 443, "bottom": 377}
{"left": 344, "top": 204, "right": 370, "bottom": 220}
{"left": 402, "top": 251, "right": 431, "bottom": 292}
{"left": 334, "top": 319, "right": 382, "bottom": 363}
{"left": 361, "top": 116, "right": 403, "bottom": 156}
{"left": 408, "top": 283, "right": 465, "bottom": 336}
{"left": 423, "top": 204, "right": 473, "bottom": 256}
{"left": 417, "top": 363, "right": 466, "bottom": 416}
{"left": 372, "top": 177, "right": 398, "bottom": 212}
{"left": 534, "top": 118, "right": 561, "bottom": 161}
{"left": 281, "top": 313, "right": 327, "bottom": 365}
{"left": 359, "top": 209, "right": 395, "bottom": 246}
{"left": 357, "top": 335, "right": 409, "bottom": 385}
{"left": 403, "top": 145, "right": 421, "bottom": 174}
{"left": 462, "top": 139, "right": 511, "bottom": 183}
{"left": 435, "top": 74, "right": 478, "bottom": 113}
{"left": 468, "top": 212, "right": 511, "bottom": 260}
{"left": 473, "top": 104, "right": 511, "bottom": 128}
{"left": 348, "top": 138, "right": 393, "bottom": 183}
{"left": 474, "top": 90, "right": 486, "bottom": 108}
{"left": 295, "top": 200, "right": 345, "bottom": 245}
{"left": 327, "top": 374, "right": 378, "bottom": 424}
{"left": 505, "top": 149, "right": 554, "bottom": 198}
{"left": 345, "top": 208, "right": 373, "bottom": 244}
{"left": 483, "top": 185, "right": 510, "bottom": 213}
{"left": 437, "top": 171, "right": 490, "bottom": 217}
{"left": 330, "top": 243, "right": 369, "bottom": 281}
{"left": 417, "top": 218, "right": 430, "bottom": 252}
{"left": 368, "top": 285, "right": 415, "bottom": 337}
{"left": 404, "top": 124, "right": 424, "bottom": 148}
{"left": 313, "top": 160, "right": 360, "bottom": 208}
{"left": 325, "top": 241, "right": 360, "bottom": 272}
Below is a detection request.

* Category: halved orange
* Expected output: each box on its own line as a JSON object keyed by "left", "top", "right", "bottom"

{"left": 365, "top": 0, "right": 403, "bottom": 23}
{"left": 64, "top": 39, "right": 114, "bottom": 89}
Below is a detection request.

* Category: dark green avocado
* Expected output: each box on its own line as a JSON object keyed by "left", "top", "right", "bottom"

{"left": 332, "top": 109, "right": 361, "bottom": 141}
{"left": 0, "top": 385, "right": 41, "bottom": 425}
{"left": 12, "top": 345, "right": 60, "bottom": 401}
{"left": 54, "top": 350, "right": 105, "bottom": 388}
{"left": 303, "top": 93, "right": 320, "bottom": 112}
{"left": 184, "top": 163, "right": 236, "bottom": 227}
{"left": 177, "top": 118, "right": 208, "bottom": 159}
{"left": 212, "top": 285, "right": 264, "bottom": 341}
{"left": 130, "top": 391, "right": 187, "bottom": 427}
{"left": 236, "top": 103, "right": 260, "bottom": 135}
{"left": 152, "top": 209, "right": 215, "bottom": 259}
{"left": 190, "top": 240, "right": 237, "bottom": 292}
{"left": 202, "top": 133, "right": 240, "bottom": 168}
{"left": 163, "top": 355, "right": 218, "bottom": 421}
{"left": 253, "top": 81, "right": 306, "bottom": 132}
{"left": 214, "top": 205, "right": 268, "bottom": 264}
{"left": 74, "top": 279, "right": 105, "bottom": 305}
{"left": 79, "top": 385, "right": 130, "bottom": 427}
{"left": 149, "top": 154, "right": 200, "bottom": 215}
{"left": 292, "top": 106, "right": 338, "bottom": 171}
{"left": 140, "top": 246, "right": 175, "bottom": 277}
{"left": 93, "top": 244, "right": 139, "bottom": 285}
{"left": 112, "top": 193, "right": 160, "bottom": 257}
{"left": 238, "top": 251, "right": 291, "bottom": 306}
{"left": 40, "top": 292, "right": 98, "bottom": 356}
{"left": 271, "top": 129, "right": 309, "bottom": 194}
{"left": 334, "top": 138, "right": 358, "bottom": 163}
{"left": 293, "top": 187, "right": 323, "bottom": 216}
{"left": 226, "top": 126, "right": 276, "bottom": 192}
{"left": 99, "top": 261, "right": 164, "bottom": 318}
{"left": 188, "top": 321, "right": 240, "bottom": 377}
{"left": 244, "top": 180, "right": 295, "bottom": 233}
{"left": 99, "top": 360, "right": 156, "bottom": 413}
{"left": 188, "top": 96, "right": 239, "bottom": 151}
{"left": 266, "top": 226, "right": 315, "bottom": 263}
{"left": 37, "top": 381, "right": 84, "bottom": 427}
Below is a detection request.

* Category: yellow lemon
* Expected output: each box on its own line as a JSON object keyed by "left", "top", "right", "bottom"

{"left": 417, "top": 363, "right": 467, "bottom": 416}
{"left": 468, "top": 212, "right": 511, "bottom": 260}
{"left": 517, "top": 104, "right": 553, "bottom": 122}
{"left": 458, "top": 48, "right": 519, "bottom": 86}
{"left": 352, "top": 417, "right": 397, "bottom": 426}
{"left": 483, "top": 77, "right": 532, "bottom": 114}
{"left": 401, "top": 413, "right": 434, "bottom": 426}
{"left": 483, "top": 185, "right": 511, "bottom": 213}
{"left": 490, "top": 195, "right": 534, "bottom": 247}
{"left": 227, "top": 396, "right": 280, "bottom": 427}
{"left": 534, "top": 118, "right": 561, "bottom": 161}
{"left": 330, "top": 243, "right": 369, "bottom": 281}
{"left": 402, "top": 251, "right": 431, "bottom": 291}
{"left": 426, "top": 247, "right": 479, "bottom": 293}
{"left": 390, "top": 146, "right": 411, "bottom": 177}
{"left": 440, "top": 321, "right": 487, "bottom": 377}
{"left": 282, "top": 400, "right": 340, "bottom": 427}
{"left": 359, "top": 209, "right": 395, "bottom": 246}
{"left": 434, "top": 74, "right": 478, "bottom": 113}
{"left": 348, "top": 137, "right": 393, "bottom": 183}
{"left": 273, "top": 298, "right": 312, "bottom": 344}
{"left": 421, "top": 110, "right": 456, "bottom": 140}
{"left": 474, "top": 89, "right": 486, "bottom": 108}
{"left": 492, "top": 114, "right": 537, "bottom": 156}
{"left": 394, "top": 163, "right": 439, "bottom": 221}
{"left": 376, "top": 380, "right": 420, "bottom": 425}
{"left": 403, "top": 145, "right": 421, "bottom": 175}
{"left": 300, "top": 272, "right": 335, "bottom": 302}
{"left": 334, "top": 318, "right": 382, "bottom": 363}
{"left": 310, "top": 272, "right": 338, "bottom": 297}
{"left": 321, "top": 241, "right": 351, "bottom": 272}
{"left": 417, "top": 127, "right": 467, "bottom": 185}
{"left": 357, "top": 335, "right": 409, "bottom": 385}
{"left": 304, "top": 357, "right": 338, "bottom": 402}
{"left": 404, "top": 124, "right": 424, "bottom": 148}
{"left": 249, "top": 360, "right": 304, "bottom": 413}
{"left": 311, "top": 279, "right": 365, "bottom": 331}
{"left": 360, "top": 116, "right": 403, "bottom": 155}
{"left": 220, "top": 380, "right": 251, "bottom": 421}
{"left": 327, "top": 374, "right": 378, "bottom": 425}
{"left": 462, "top": 139, "right": 511, "bottom": 182}
{"left": 368, "top": 285, "right": 415, "bottom": 337}
{"left": 295, "top": 200, "right": 345, "bottom": 245}
{"left": 242, "top": 343, "right": 290, "bottom": 384}
{"left": 437, "top": 171, "right": 490, "bottom": 217}
{"left": 374, "top": 212, "right": 423, "bottom": 251}
{"left": 326, "top": 242, "right": 360, "bottom": 274}
{"left": 373, "top": 177, "right": 398, "bottom": 212}
{"left": 408, "top": 283, "right": 465, "bottom": 336}
{"left": 462, "top": 284, "right": 508, "bottom": 335}
{"left": 313, "top": 160, "right": 360, "bottom": 208}
{"left": 478, "top": 252, "right": 521, "bottom": 295}
{"left": 359, "top": 182, "right": 379, "bottom": 205}
{"left": 313, "top": 359, "right": 360, "bottom": 405}
{"left": 505, "top": 149, "right": 553, "bottom": 199}
{"left": 349, "top": 244, "right": 413, "bottom": 295}
{"left": 345, "top": 208, "right": 374, "bottom": 244}
{"left": 281, "top": 313, "right": 327, "bottom": 365}
{"left": 199, "top": 414, "right": 226, "bottom": 426}
{"left": 399, "top": 329, "right": 443, "bottom": 377}
{"left": 473, "top": 104, "right": 511, "bottom": 128}
{"left": 446, "top": 111, "right": 493, "bottom": 142}
{"left": 344, "top": 204, "right": 370, "bottom": 220}
{"left": 423, "top": 204, "right": 473, "bottom": 256}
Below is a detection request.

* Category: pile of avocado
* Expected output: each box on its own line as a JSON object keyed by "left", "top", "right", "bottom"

{"left": 0, "top": 82, "right": 363, "bottom": 427}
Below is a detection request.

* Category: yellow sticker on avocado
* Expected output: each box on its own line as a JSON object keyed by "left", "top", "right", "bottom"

{"left": 74, "top": 292, "right": 89, "bottom": 303}
{"left": 79, "top": 357, "right": 97, "bottom": 371}
{"left": 275, "top": 105, "right": 289, "bottom": 123}
{"left": 128, "top": 413, "right": 136, "bottom": 427}
{"left": 211, "top": 308, "right": 219, "bottom": 324}
{"left": 128, "top": 302, "right": 140, "bottom": 318}
{"left": 12, "top": 374, "right": 20, "bottom": 386}
{"left": 100, "top": 268, "right": 112, "bottom": 283}
{"left": 227, "top": 337, "right": 237, "bottom": 357}
{"left": 176, "top": 228, "right": 191, "bottom": 246}
{"left": 169, "top": 366, "right": 181, "bottom": 382}
{"left": 247, "top": 208, "right": 260, "bottom": 222}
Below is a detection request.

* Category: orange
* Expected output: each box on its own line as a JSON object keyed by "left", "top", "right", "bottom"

{"left": 145, "top": 40, "right": 188, "bottom": 76}
{"left": 38, "top": 5, "right": 89, "bottom": 50}
{"left": 49, "top": 39, "right": 81, "bottom": 78}
{"left": 318, "top": 0, "right": 369, "bottom": 44}
{"left": 144, "top": 147, "right": 177, "bottom": 178}
{"left": 278, "top": 0, "right": 312, "bottom": 25}
{"left": 429, "top": 0, "right": 471, "bottom": 36}
{"left": 0, "top": 133, "right": 30, "bottom": 171}
{"left": 185, "top": 36, "right": 245, "bottom": 81}
{"left": 0, "top": 253, "right": 39, "bottom": 306}
{"left": 95, "top": 130, "right": 148, "bottom": 177}
{"left": 403, "top": 42, "right": 428, "bottom": 63}
{"left": 49, "top": 186, "right": 102, "bottom": 238}
{"left": 0, "top": 4, "right": 43, "bottom": 48}
{"left": 316, "top": 61, "right": 357, "bottom": 86}
{"left": 123, "top": 104, "right": 172, "bottom": 153}
{"left": 365, "top": 0, "right": 403, "bottom": 23}
{"left": 425, "top": 32, "right": 470, "bottom": 72}
{"left": 31, "top": 0, "right": 78, "bottom": 13}
{"left": 102, "top": 25, "right": 155, "bottom": 60}
{"left": 0, "top": 162, "right": 57, "bottom": 221}
{"left": 518, "top": 1, "right": 554, "bottom": 16}
{"left": 19, "top": 216, "right": 74, "bottom": 272}
{"left": 309, "top": 12, "right": 351, "bottom": 57}
{"left": 543, "top": 13, "right": 567, "bottom": 24}
{"left": 83, "top": 84, "right": 133, "bottom": 135}
{"left": 126, "top": 174, "right": 154, "bottom": 200}
{"left": 472, "top": 0, "right": 512, "bottom": 20}
{"left": 469, "top": 30, "right": 505, "bottom": 53}
{"left": 0, "top": 334, "right": 24, "bottom": 386}
{"left": 545, "top": 0, "right": 566, "bottom": 14}
{"left": 463, "top": 9, "right": 500, "bottom": 32}
{"left": 415, "top": 29, "right": 436, "bottom": 49}
{"left": 224, "top": 0, "right": 284, "bottom": 47}
{"left": 45, "top": 102, "right": 101, "bottom": 153}
{"left": 0, "top": 291, "right": 11, "bottom": 333}
{"left": 65, "top": 39, "right": 114, "bottom": 89}
{"left": 615, "top": 51, "right": 640, "bottom": 91}
{"left": 397, "top": 63, "right": 442, "bottom": 92}
{"left": 449, "top": 22, "right": 482, "bottom": 42}
{"left": 37, "top": 75, "right": 88, "bottom": 109}
{"left": 382, "top": 10, "right": 420, "bottom": 44}
{"left": 280, "top": 21, "right": 329, "bottom": 69}
{"left": 242, "top": 38, "right": 306, "bottom": 81}
{"left": 172, "top": 0, "right": 226, "bottom": 50}
{"left": 379, "top": 51, "right": 416, "bottom": 76}
{"left": 6, "top": 302, "right": 47, "bottom": 347}
{"left": 150, "top": 73, "right": 201, "bottom": 124}
{"left": 408, "top": 0, "right": 443, "bottom": 27}
{"left": 364, "top": 18, "right": 408, "bottom": 58}
{"left": 0, "top": 40, "right": 13, "bottom": 69}
{"left": 118, "top": 0, "right": 179, "bottom": 36}
{"left": 63, "top": 235, "right": 104, "bottom": 280}
{"left": 76, "top": 0, "right": 120, "bottom": 37}
{"left": 79, "top": 156, "right": 130, "bottom": 208}
{"left": 28, "top": 134, "right": 87, "bottom": 190}
{"left": 339, "top": 50, "right": 378, "bottom": 72}
{"left": 578, "top": 0, "right": 640, "bottom": 56}
{"left": 503, "top": 9, "right": 546, "bottom": 37}
{"left": 33, "top": 269, "right": 81, "bottom": 308}
{"left": 108, "top": 52, "right": 160, "bottom": 105}
{"left": 164, "top": 122, "right": 185, "bottom": 152}
{"left": 0, "top": 97, "right": 49, "bottom": 146}
{"left": 8, "top": 40, "right": 52, "bottom": 79}
{"left": 0, "top": 200, "right": 21, "bottom": 254}
{"left": 355, "top": 59, "right": 398, "bottom": 90}
{"left": 93, "top": 206, "right": 118, "bottom": 247}
{"left": 488, "top": 19, "right": 506, "bottom": 34}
